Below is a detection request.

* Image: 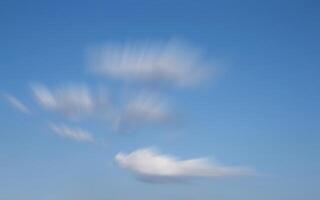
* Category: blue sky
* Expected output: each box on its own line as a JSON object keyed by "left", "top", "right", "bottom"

{"left": 1, "top": 0, "right": 320, "bottom": 199}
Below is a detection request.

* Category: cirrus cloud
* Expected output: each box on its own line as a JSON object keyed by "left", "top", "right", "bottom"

{"left": 49, "top": 123, "right": 94, "bottom": 142}
{"left": 88, "top": 39, "right": 212, "bottom": 87}
{"left": 3, "top": 93, "right": 30, "bottom": 114}
{"left": 31, "top": 84, "right": 107, "bottom": 119}
{"left": 115, "top": 148, "right": 255, "bottom": 183}
{"left": 114, "top": 93, "right": 173, "bottom": 131}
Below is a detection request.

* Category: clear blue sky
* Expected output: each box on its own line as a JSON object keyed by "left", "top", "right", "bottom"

{"left": 1, "top": 0, "right": 320, "bottom": 199}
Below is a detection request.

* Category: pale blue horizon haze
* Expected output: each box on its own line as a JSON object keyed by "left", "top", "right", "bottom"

{"left": 1, "top": 0, "right": 320, "bottom": 200}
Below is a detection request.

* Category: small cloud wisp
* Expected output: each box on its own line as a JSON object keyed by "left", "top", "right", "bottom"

{"left": 31, "top": 84, "right": 103, "bottom": 119}
{"left": 3, "top": 93, "right": 30, "bottom": 114}
{"left": 114, "top": 93, "right": 173, "bottom": 131}
{"left": 49, "top": 123, "right": 94, "bottom": 142}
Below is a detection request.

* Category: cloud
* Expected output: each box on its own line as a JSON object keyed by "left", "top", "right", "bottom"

{"left": 31, "top": 84, "right": 106, "bottom": 119}
{"left": 49, "top": 123, "right": 94, "bottom": 142}
{"left": 88, "top": 39, "right": 212, "bottom": 87}
{"left": 3, "top": 93, "right": 30, "bottom": 114}
{"left": 31, "top": 84, "right": 173, "bottom": 132}
{"left": 115, "top": 148, "right": 255, "bottom": 183}
{"left": 114, "top": 93, "right": 173, "bottom": 131}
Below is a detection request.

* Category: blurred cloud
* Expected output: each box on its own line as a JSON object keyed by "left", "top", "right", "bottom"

{"left": 49, "top": 123, "right": 94, "bottom": 142}
{"left": 3, "top": 93, "right": 30, "bottom": 114}
{"left": 88, "top": 39, "right": 212, "bottom": 87}
{"left": 30, "top": 83, "right": 174, "bottom": 132}
{"left": 31, "top": 84, "right": 107, "bottom": 119}
{"left": 114, "top": 93, "right": 173, "bottom": 131}
{"left": 115, "top": 148, "right": 255, "bottom": 183}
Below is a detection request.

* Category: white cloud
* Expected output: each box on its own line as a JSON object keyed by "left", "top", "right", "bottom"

{"left": 88, "top": 39, "right": 212, "bottom": 87}
{"left": 31, "top": 84, "right": 104, "bottom": 119}
{"left": 115, "top": 148, "right": 255, "bottom": 183}
{"left": 49, "top": 123, "right": 94, "bottom": 142}
{"left": 3, "top": 93, "right": 30, "bottom": 114}
{"left": 31, "top": 84, "right": 173, "bottom": 131}
{"left": 114, "top": 93, "right": 173, "bottom": 131}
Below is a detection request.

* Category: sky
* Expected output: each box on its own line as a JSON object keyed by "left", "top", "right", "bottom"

{"left": 1, "top": 0, "right": 320, "bottom": 199}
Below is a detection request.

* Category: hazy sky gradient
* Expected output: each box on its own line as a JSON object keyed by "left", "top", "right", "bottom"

{"left": 1, "top": 0, "right": 320, "bottom": 199}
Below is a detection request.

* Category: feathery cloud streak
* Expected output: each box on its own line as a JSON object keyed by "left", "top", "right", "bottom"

{"left": 115, "top": 94, "right": 173, "bottom": 131}
{"left": 88, "top": 40, "right": 212, "bottom": 87}
{"left": 49, "top": 123, "right": 94, "bottom": 142}
{"left": 31, "top": 84, "right": 107, "bottom": 119}
{"left": 115, "top": 148, "right": 255, "bottom": 183}
{"left": 3, "top": 93, "right": 30, "bottom": 114}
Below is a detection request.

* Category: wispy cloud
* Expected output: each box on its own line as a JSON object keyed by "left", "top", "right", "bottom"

{"left": 3, "top": 93, "right": 30, "bottom": 114}
{"left": 49, "top": 123, "right": 94, "bottom": 142}
{"left": 115, "top": 148, "right": 255, "bottom": 183}
{"left": 114, "top": 93, "right": 173, "bottom": 131}
{"left": 88, "top": 39, "right": 212, "bottom": 87}
{"left": 31, "top": 84, "right": 107, "bottom": 119}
